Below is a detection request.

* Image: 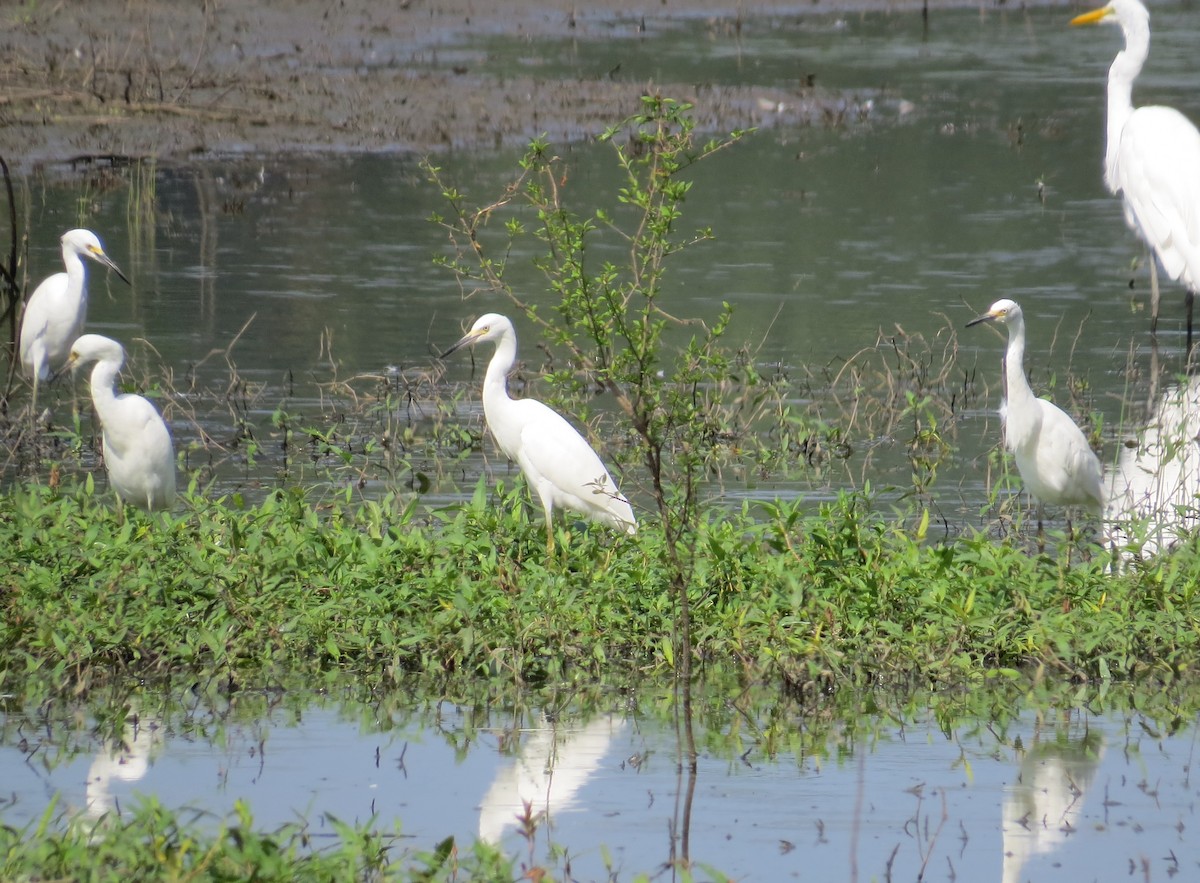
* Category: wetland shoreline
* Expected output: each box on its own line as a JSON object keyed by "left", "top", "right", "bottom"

{"left": 0, "top": 0, "right": 1074, "bottom": 170}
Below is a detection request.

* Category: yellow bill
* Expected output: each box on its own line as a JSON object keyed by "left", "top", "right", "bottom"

{"left": 1071, "top": 4, "right": 1115, "bottom": 26}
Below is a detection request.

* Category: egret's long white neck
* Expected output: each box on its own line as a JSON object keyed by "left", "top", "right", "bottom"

{"left": 63, "top": 244, "right": 88, "bottom": 305}
{"left": 1105, "top": 11, "right": 1150, "bottom": 192}
{"left": 482, "top": 329, "right": 518, "bottom": 407}
{"left": 88, "top": 357, "right": 123, "bottom": 422}
{"left": 1003, "top": 313, "right": 1036, "bottom": 414}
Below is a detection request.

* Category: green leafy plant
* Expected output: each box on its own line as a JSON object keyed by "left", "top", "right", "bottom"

{"left": 427, "top": 97, "right": 753, "bottom": 762}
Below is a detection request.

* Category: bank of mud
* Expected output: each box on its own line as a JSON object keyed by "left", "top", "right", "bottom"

{"left": 0, "top": 0, "right": 1049, "bottom": 171}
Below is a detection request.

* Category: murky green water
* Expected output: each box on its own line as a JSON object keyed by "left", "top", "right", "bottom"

{"left": 40, "top": 4, "right": 1196, "bottom": 365}
{"left": 11, "top": 4, "right": 1200, "bottom": 522}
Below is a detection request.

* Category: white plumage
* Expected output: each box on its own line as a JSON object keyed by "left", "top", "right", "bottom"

{"left": 18, "top": 229, "right": 129, "bottom": 405}
{"left": 68, "top": 334, "right": 176, "bottom": 511}
{"left": 442, "top": 314, "right": 636, "bottom": 549}
{"left": 1072, "top": 0, "right": 1200, "bottom": 346}
{"left": 1104, "top": 375, "right": 1200, "bottom": 560}
{"left": 968, "top": 300, "right": 1104, "bottom": 522}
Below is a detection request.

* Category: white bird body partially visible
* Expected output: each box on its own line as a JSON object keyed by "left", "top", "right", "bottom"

{"left": 1073, "top": 0, "right": 1200, "bottom": 340}
{"left": 479, "top": 713, "right": 626, "bottom": 844}
{"left": 85, "top": 715, "right": 162, "bottom": 820}
{"left": 18, "top": 229, "right": 129, "bottom": 403}
{"left": 1105, "top": 375, "right": 1200, "bottom": 559}
{"left": 1113, "top": 106, "right": 1200, "bottom": 289}
{"left": 68, "top": 334, "right": 176, "bottom": 511}
{"left": 442, "top": 314, "right": 636, "bottom": 547}
{"left": 1001, "top": 729, "right": 1105, "bottom": 883}
{"left": 968, "top": 300, "right": 1104, "bottom": 517}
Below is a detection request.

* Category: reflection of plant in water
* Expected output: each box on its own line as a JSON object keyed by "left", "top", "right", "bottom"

{"left": 0, "top": 146, "right": 1021, "bottom": 537}
{"left": 5, "top": 675, "right": 1193, "bottom": 880}
{"left": 3, "top": 297, "right": 993, "bottom": 533}
{"left": 126, "top": 159, "right": 156, "bottom": 237}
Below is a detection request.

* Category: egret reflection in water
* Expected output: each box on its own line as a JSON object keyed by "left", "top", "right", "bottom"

{"left": 84, "top": 715, "right": 162, "bottom": 820}
{"left": 478, "top": 713, "right": 625, "bottom": 844}
{"left": 1001, "top": 721, "right": 1105, "bottom": 883}
{"left": 1105, "top": 374, "right": 1200, "bottom": 558}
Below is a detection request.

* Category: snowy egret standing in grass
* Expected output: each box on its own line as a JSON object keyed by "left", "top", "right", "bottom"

{"left": 18, "top": 229, "right": 129, "bottom": 406}
{"left": 67, "top": 334, "right": 176, "bottom": 511}
{"left": 1071, "top": 0, "right": 1200, "bottom": 349}
{"left": 967, "top": 300, "right": 1104, "bottom": 533}
{"left": 441, "top": 314, "right": 636, "bottom": 550}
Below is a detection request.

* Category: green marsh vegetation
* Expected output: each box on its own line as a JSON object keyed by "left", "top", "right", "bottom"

{"left": 7, "top": 100, "right": 1195, "bottom": 697}
{"left": 3, "top": 101, "right": 1200, "bottom": 878}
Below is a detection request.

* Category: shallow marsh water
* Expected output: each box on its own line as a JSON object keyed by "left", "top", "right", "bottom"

{"left": 1, "top": 685, "right": 1198, "bottom": 880}
{"left": 9, "top": 4, "right": 1200, "bottom": 521}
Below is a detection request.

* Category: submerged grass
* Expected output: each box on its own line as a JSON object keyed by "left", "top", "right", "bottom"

{"left": 3, "top": 477, "right": 1199, "bottom": 704}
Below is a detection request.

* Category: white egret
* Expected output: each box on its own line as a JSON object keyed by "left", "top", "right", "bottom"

{"left": 67, "top": 334, "right": 176, "bottom": 511}
{"left": 967, "top": 300, "right": 1104, "bottom": 531}
{"left": 18, "top": 228, "right": 130, "bottom": 405}
{"left": 1104, "top": 375, "right": 1200, "bottom": 560}
{"left": 441, "top": 314, "right": 636, "bottom": 550}
{"left": 1072, "top": 0, "right": 1200, "bottom": 349}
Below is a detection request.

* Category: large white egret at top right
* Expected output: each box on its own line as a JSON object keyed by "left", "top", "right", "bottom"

{"left": 1072, "top": 0, "right": 1200, "bottom": 350}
